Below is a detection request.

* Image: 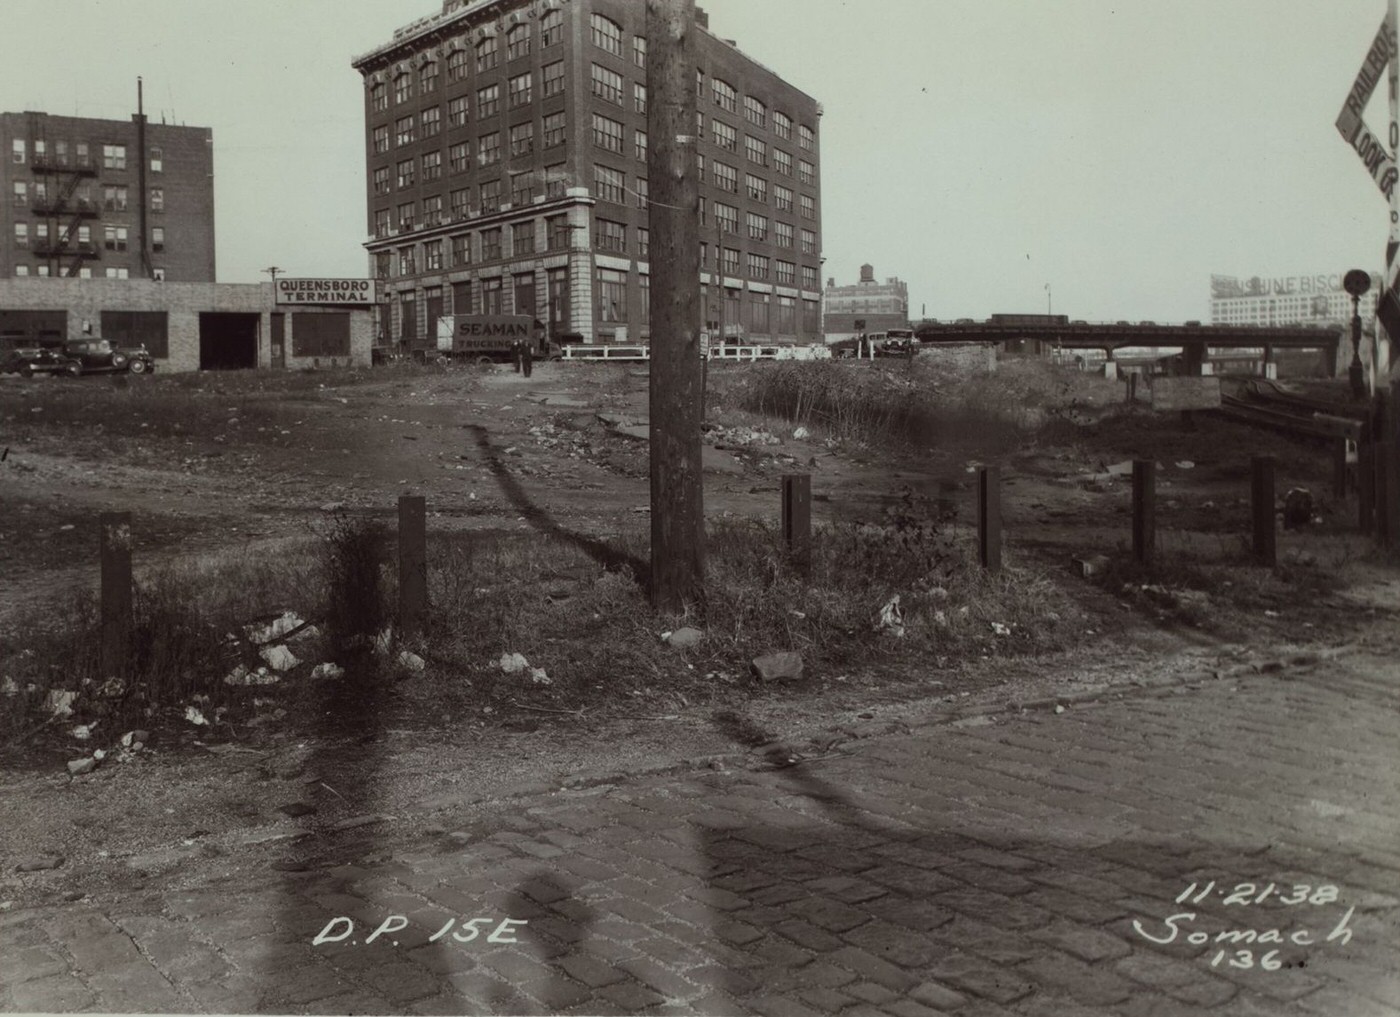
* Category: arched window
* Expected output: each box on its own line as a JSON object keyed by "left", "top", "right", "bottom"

{"left": 506, "top": 23, "right": 530, "bottom": 60}
{"left": 419, "top": 61, "right": 438, "bottom": 93}
{"left": 590, "top": 14, "right": 622, "bottom": 56}
{"left": 393, "top": 72, "right": 411, "bottom": 104}
{"left": 476, "top": 35, "right": 498, "bottom": 72}
{"left": 541, "top": 10, "right": 564, "bottom": 46}
{"left": 369, "top": 81, "right": 387, "bottom": 112}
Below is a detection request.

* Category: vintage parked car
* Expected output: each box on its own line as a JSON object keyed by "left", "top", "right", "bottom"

{"left": 61, "top": 339, "right": 155, "bottom": 375}
{"left": 0, "top": 345, "right": 73, "bottom": 376}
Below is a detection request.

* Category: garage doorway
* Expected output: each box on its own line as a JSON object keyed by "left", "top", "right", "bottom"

{"left": 199, "top": 313, "right": 259, "bottom": 370}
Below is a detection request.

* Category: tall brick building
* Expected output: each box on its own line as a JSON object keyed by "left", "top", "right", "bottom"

{"left": 352, "top": 0, "right": 822, "bottom": 348}
{"left": 0, "top": 111, "right": 215, "bottom": 282}
{"left": 823, "top": 263, "right": 909, "bottom": 339}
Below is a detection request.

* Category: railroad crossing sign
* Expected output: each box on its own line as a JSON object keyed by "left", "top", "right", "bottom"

{"left": 1336, "top": 10, "right": 1398, "bottom": 200}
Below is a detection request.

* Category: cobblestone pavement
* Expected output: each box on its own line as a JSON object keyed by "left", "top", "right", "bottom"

{"left": 2, "top": 652, "right": 1398, "bottom": 1016}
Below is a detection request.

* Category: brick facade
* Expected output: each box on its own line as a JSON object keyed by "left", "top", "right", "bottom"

{"left": 353, "top": 0, "right": 822, "bottom": 349}
{"left": 0, "top": 111, "right": 215, "bottom": 282}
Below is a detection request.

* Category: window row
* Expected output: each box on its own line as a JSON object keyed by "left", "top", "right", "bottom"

{"left": 12, "top": 139, "right": 164, "bottom": 172}
{"left": 12, "top": 181, "right": 165, "bottom": 211}
{"left": 12, "top": 222, "right": 168, "bottom": 252}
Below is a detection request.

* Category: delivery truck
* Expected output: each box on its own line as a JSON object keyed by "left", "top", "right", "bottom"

{"left": 433, "top": 315, "right": 562, "bottom": 363}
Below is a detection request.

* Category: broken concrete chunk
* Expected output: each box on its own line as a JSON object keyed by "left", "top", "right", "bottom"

{"left": 664, "top": 627, "right": 704, "bottom": 649}
{"left": 752, "top": 651, "right": 804, "bottom": 682}
{"left": 310, "top": 663, "right": 345, "bottom": 680}
{"left": 397, "top": 650, "right": 426, "bottom": 672}
{"left": 66, "top": 757, "right": 98, "bottom": 776}
{"left": 15, "top": 855, "right": 64, "bottom": 872}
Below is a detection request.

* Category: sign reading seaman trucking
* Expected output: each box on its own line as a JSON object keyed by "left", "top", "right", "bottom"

{"left": 275, "top": 278, "right": 376, "bottom": 306}
{"left": 1150, "top": 376, "right": 1222, "bottom": 412}
{"left": 436, "top": 315, "right": 534, "bottom": 351}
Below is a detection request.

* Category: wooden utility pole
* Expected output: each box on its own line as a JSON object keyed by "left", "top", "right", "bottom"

{"left": 646, "top": 0, "right": 704, "bottom": 611}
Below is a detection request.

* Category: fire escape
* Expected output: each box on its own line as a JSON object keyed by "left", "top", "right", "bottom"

{"left": 28, "top": 118, "right": 100, "bottom": 277}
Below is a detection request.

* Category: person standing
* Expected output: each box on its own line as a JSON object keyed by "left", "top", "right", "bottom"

{"left": 522, "top": 340, "right": 534, "bottom": 378}
{"left": 511, "top": 339, "right": 522, "bottom": 373}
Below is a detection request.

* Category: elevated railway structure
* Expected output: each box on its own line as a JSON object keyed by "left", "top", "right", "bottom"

{"left": 913, "top": 320, "right": 1344, "bottom": 376}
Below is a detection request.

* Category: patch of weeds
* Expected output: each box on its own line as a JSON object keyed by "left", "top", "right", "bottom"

{"left": 322, "top": 513, "right": 392, "bottom": 659}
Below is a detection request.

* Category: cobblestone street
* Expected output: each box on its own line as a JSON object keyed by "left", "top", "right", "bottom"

{"left": 3, "top": 652, "right": 1398, "bottom": 1016}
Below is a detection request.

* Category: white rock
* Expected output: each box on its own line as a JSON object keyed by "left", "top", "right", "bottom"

{"left": 184, "top": 706, "right": 209, "bottom": 726}
{"left": 67, "top": 757, "right": 97, "bottom": 775}
{"left": 793, "top": 426, "right": 810, "bottom": 440}
{"left": 46, "top": 690, "right": 77, "bottom": 718}
{"left": 245, "top": 611, "right": 304, "bottom": 645}
{"left": 311, "top": 662, "right": 345, "bottom": 680}
{"left": 260, "top": 644, "right": 300, "bottom": 672}
{"left": 664, "top": 627, "right": 704, "bottom": 649}
{"left": 71, "top": 724, "right": 94, "bottom": 741}
{"left": 498, "top": 652, "right": 529, "bottom": 674}
{"left": 397, "top": 651, "right": 426, "bottom": 672}
{"left": 529, "top": 667, "right": 552, "bottom": 685}
{"left": 990, "top": 621, "right": 1012, "bottom": 636}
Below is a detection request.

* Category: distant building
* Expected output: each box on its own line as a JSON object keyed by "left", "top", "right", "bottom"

{"left": 1210, "top": 272, "right": 1379, "bottom": 329}
{"left": 0, "top": 110, "right": 215, "bottom": 282}
{"left": 352, "top": 0, "right": 824, "bottom": 350}
{"left": 823, "top": 264, "right": 908, "bottom": 338}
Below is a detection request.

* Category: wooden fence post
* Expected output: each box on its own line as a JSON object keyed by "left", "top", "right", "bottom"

{"left": 99, "top": 512, "right": 133, "bottom": 677}
{"left": 398, "top": 495, "right": 427, "bottom": 638}
{"left": 1132, "top": 460, "right": 1155, "bottom": 565}
{"left": 978, "top": 466, "right": 1001, "bottom": 572}
{"left": 781, "top": 474, "right": 811, "bottom": 574}
{"left": 1251, "top": 456, "right": 1276, "bottom": 566}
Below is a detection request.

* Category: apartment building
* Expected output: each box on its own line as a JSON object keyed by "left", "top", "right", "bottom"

{"left": 352, "top": 0, "right": 822, "bottom": 348}
{"left": 0, "top": 111, "right": 215, "bottom": 282}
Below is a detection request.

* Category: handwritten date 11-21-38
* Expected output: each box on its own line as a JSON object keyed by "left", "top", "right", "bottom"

{"left": 1175, "top": 882, "right": 1339, "bottom": 907}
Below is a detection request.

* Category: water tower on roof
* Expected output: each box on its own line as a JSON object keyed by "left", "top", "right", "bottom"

{"left": 860, "top": 264, "right": 875, "bottom": 284}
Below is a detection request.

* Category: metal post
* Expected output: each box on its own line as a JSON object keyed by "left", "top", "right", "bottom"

{"left": 99, "top": 512, "right": 133, "bottom": 677}
{"left": 1251, "top": 456, "right": 1276, "bottom": 566}
{"left": 1333, "top": 437, "right": 1349, "bottom": 500}
{"left": 1132, "top": 460, "right": 1155, "bottom": 565}
{"left": 978, "top": 466, "right": 1002, "bottom": 572}
{"left": 646, "top": 0, "right": 704, "bottom": 611}
{"left": 781, "top": 474, "right": 811, "bottom": 574}
{"left": 398, "top": 496, "right": 427, "bottom": 637}
{"left": 1351, "top": 293, "right": 1367, "bottom": 398}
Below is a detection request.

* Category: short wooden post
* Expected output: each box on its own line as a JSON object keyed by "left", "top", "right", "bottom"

{"left": 1378, "top": 441, "right": 1398, "bottom": 550}
{"left": 781, "top": 474, "right": 811, "bottom": 573}
{"left": 1132, "top": 460, "right": 1155, "bottom": 565}
{"left": 1251, "top": 456, "right": 1276, "bottom": 566}
{"left": 978, "top": 466, "right": 1001, "bottom": 572}
{"left": 1359, "top": 433, "right": 1375, "bottom": 535}
{"left": 99, "top": 512, "right": 133, "bottom": 677}
{"left": 398, "top": 495, "right": 427, "bottom": 637}
{"left": 1333, "top": 438, "right": 1349, "bottom": 500}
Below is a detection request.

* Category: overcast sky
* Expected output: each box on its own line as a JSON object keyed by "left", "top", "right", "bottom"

{"left": 3, "top": 0, "right": 1396, "bottom": 321}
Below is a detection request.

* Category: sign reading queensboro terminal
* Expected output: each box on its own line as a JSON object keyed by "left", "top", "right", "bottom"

{"left": 274, "top": 278, "right": 377, "bottom": 306}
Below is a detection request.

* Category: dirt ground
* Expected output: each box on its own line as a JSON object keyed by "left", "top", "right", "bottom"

{"left": 1, "top": 358, "right": 1397, "bottom": 908}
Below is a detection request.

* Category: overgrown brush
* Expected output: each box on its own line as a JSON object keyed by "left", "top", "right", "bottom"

{"left": 323, "top": 514, "right": 392, "bottom": 659}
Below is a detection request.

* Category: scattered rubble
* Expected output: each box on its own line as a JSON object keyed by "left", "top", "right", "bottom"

{"left": 874, "top": 595, "right": 905, "bottom": 638}
{"left": 66, "top": 757, "right": 97, "bottom": 776}
{"left": 752, "top": 651, "right": 804, "bottom": 682}
{"left": 663, "top": 627, "right": 704, "bottom": 649}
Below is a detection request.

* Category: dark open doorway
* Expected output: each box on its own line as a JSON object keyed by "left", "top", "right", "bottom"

{"left": 199, "top": 313, "right": 259, "bottom": 370}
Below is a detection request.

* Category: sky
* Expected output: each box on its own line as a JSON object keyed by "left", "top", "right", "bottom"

{"left": 3, "top": 0, "right": 1397, "bottom": 322}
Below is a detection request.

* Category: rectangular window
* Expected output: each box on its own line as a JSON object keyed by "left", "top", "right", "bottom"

{"left": 774, "top": 184, "right": 793, "bottom": 212}
{"left": 103, "top": 311, "right": 170, "bottom": 358}
{"left": 12, "top": 181, "right": 26, "bottom": 206}
{"left": 774, "top": 148, "right": 792, "bottom": 176}
{"left": 450, "top": 142, "right": 473, "bottom": 174}
{"left": 476, "top": 37, "right": 498, "bottom": 73}
{"left": 696, "top": 154, "right": 705, "bottom": 182}
{"left": 775, "top": 220, "right": 794, "bottom": 248}
{"left": 13, "top": 139, "right": 26, "bottom": 164}
{"left": 398, "top": 202, "right": 416, "bottom": 230}
{"left": 591, "top": 13, "right": 622, "bottom": 55}
{"left": 776, "top": 260, "right": 796, "bottom": 285}
{"left": 544, "top": 163, "right": 567, "bottom": 197}
{"left": 482, "top": 275, "right": 503, "bottom": 313}
{"left": 477, "top": 84, "right": 500, "bottom": 118}
{"left": 425, "top": 238, "right": 444, "bottom": 270}
{"left": 510, "top": 121, "right": 534, "bottom": 157}
{"left": 712, "top": 78, "right": 737, "bottom": 112}
{"left": 745, "top": 173, "right": 768, "bottom": 203}
{"left": 14, "top": 223, "right": 28, "bottom": 248}
{"left": 447, "top": 48, "right": 468, "bottom": 81}
{"left": 595, "top": 218, "right": 626, "bottom": 253}
{"left": 638, "top": 227, "right": 649, "bottom": 258}
{"left": 592, "top": 113, "right": 623, "bottom": 153}
{"left": 594, "top": 164, "right": 625, "bottom": 203}
{"left": 511, "top": 171, "right": 534, "bottom": 205}
{"left": 480, "top": 178, "right": 502, "bottom": 209}
{"left": 421, "top": 106, "right": 441, "bottom": 137}
{"left": 591, "top": 63, "right": 624, "bottom": 105}
{"left": 394, "top": 73, "right": 412, "bottom": 103}
{"left": 397, "top": 159, "right": 415, "bottom": 189}
{"left": 748, "top": 253, "right": 770, "bottom": 280}
{"left": 105, "top": 267, "right": 131, "bottom": 279}
{"left": 448, "top": 96, "right": 469, "bottom": 127}
{"left": 479, "top": 132, "right": 501, "bottom": 165}
{"left": 508, "top": 72, "right": 533, "bottom": 108}
{"left": 396, "top": 116, "right": 415, "bottom": 146}
{"left": 744, "top": 95, "right": 767, "bottom": 128}
{"left": 149, "top": 146, "right": 163, "bottom": 172}
{"left": 423, "top": 194, "right": 444, "bottom": 225}
{"left": 103, "top": 185, "right": 129, "bottom": 211}
{"left": 633, "top": 35, "right": 647, "bottom": 68}
{"left": 712, "top": 120, "right": 736, "bottom": 152}
{"left": 799, "top": 124, "right": 816, "bottom": 151}
{"left": 597, "top": 267, "right": 628, "bottom": 321}
{"left": 800, "top": 228, "right": 817, "bottom": 255}
{"left": 103, "top": 144, "right": 127, "bottom": 169}
{"left": 374, "top": 125, "right": 390, "bottom": 154}
{"left": 512, "top": 222, "right": 535, "bottom": 255}
{"left": 800, "top": 194, "right": 816, "bottom": 220}
{"left": 803, "top": 297, "right": 820, "bottom": 333}
{"left": 774, "top": 111, "right": 792, "bottom": 139}
{"left": 634, "top": 130, "right": 647, "bottom": 162}
{"left": 374, "top": 166, "right": 391, "bottom": 195}
{"left": 450, "top": 187, "right": 471, "bottom": 218}
{"left": 507, "top": 24, "right": 531, "bottom": 61}
{"left": 292, "top": 312, "right": 352, "bottom": 357}
{"left": 482, "top": 229, "right": 503, "bottom": 260}
{"left": 749, "top": 292, "right": 771, "bottom": 333}
{"left": 152, "top": 226, "right": 165, "bottom": 252}
{"left": 75, "top": 142, "right": 89, "bottom": 167}
{"left": 634, "top": 82, "right": 648, "bottom": 115}
{"left": 722, "top": 247, "right": 740, "bottom": 275}
{"left": 399, "top": 290, "right": 416, "bottom": 340}
{"left": 715, "top": 202, "right": 739, "bottom": 234}
{"left": 420, "top": 61, "right": 439, "bottom": 94}
{"left": 544, "top": 111, "right": 567, "bottom": 148}
{"left": 103, "top": 225, "right": 129, "bottom": 251}
{"left": 422, "top": 150, "right": 442, "bottom": 181}
{"left": 799, "top": 160, "right": 815, "bottom": 186}
{"left": 713, "top": 161, "right": 737, "bottom": 193}
{"left": 547, "top": 215, "right": 571, "bottom": 250}
{"left": 542, "top": 9, "right": 564, "bottom": 46}
{"left": 452, "top": 236, "right": 471, "bottom": 266}
{"left": 640, "top": 273, "right": 650, "bottom": 323}
{"left": 375, "top": 208, "right": 391, "bottom": 237}
{"left": 777, "top": 294, "right": 797, "bottom": 333}
{"left": 801, "top": 265, "right": 819, "bottom": 290}
{"left": 543, "top": 60, "right": 565, "bottom": 97}
{"left": 745, "top": 136, "right": 767, "bottom": 166}
{"left": 635, "top": 176, "right": 648, "bottom": 208}
{"left": 746, "top": 212, "right": 768, "bottom": 241}
{"left": 150, "top": 188, "right": 164, "bottom": 212}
